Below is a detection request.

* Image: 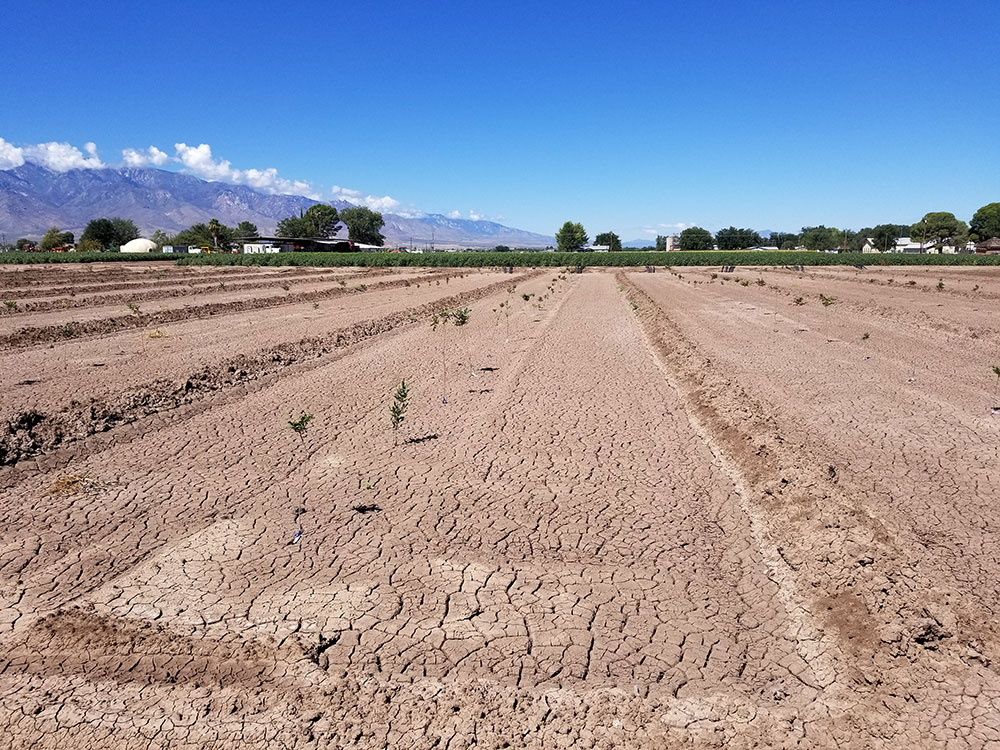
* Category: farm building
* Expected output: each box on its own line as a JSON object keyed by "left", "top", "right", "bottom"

{"left": 239, "top": 236, "right": 360, "bottom": 253}
{"left": 861, "top": 236, "right": 975, "bottom": 254}
{"left": 975, "top": 237, "right": 1000, "bottom": 254}
{"left": 120, "top": 238, "right": 158, "bottom": 253}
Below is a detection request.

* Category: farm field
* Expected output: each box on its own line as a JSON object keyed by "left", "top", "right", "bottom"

{"left": 1, "top": 262, "right": 999, "bottom": 748}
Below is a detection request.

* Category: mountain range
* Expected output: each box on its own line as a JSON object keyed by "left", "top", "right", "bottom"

{"left": 0, "top": 164, "right": 553, "bottom": 248}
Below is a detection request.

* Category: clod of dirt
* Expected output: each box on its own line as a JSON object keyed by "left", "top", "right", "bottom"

{"left": 913, "top": 621, "right": 952, "bottom": 649}
{"left": 352, "top": 504, "right": 382, "bottom": 514}
{"left": 405, "top": 434, "right": 438, "bottom": 444}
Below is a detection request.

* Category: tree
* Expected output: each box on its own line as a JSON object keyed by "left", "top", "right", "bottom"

{"left": 76, "top": 238, "right": 102, "bottom": 253}
{"left": 714, "top": 226, "right": 762, "bottom": 250}
{"left": 340, "top": 206, "right": 385, "bottom": 245}
{"left": 970, "top": 203, "right": 1000, "bottom": 241}
{"left": 494, "top": 245, "right": 511, "bottom": 252}
{"left": 869, "top": 224, "right": 902, "bottom": 253}
{"left": 677, "top": 227, "right": 714, "bottom": 251}
{"left": 170, "top": 221, "right": 234, "bottom": 250}
{"left": 81, "top": 217, "right": 140, "bottom": 250}
{"left": 655, "top": 235, "right": 668, "bottom": 252}
{"left": 15, "top": 238, "right": 35, "bottom": 252}
{"left": 111, "top": 218, "right": 140, "bottom": 246}
{"left": 235, "top": 221, "right": 258, "bottom": 239}
{"left": 276, "top": 214, "right": 313, "bottom": 238}
{"left": 594, "top": 232, "right": 622, "bottom": 252}
{"left": 911, "top": 212, "right": 968, "bottom": 253}
{"left": 151, "top": 229, "right": 170, "bottom": 247}
{"left": 303, "top": 204, "right": 340, "bottom": 238}
{"left": 555, "top": 221, "right": 588, "bottom": 252}
{"left": 40, "top": 227, "right": 64, "bottom": 252}
{"left": 769, "top": 232, "right": 798, "bottom": 249}
{"left": 208, "top": 218, "right": 222, "bottom": 249}
{"left": 799, "top": 226, "right": 840, "bottom": 252}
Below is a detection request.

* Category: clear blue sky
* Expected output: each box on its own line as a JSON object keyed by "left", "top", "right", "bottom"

{"left": 1, "top": 0, "right": 997, "bottom": 239}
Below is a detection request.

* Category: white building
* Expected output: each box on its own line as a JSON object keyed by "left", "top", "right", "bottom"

{"left": 861, "top": 236, "right": 975, "bottom": 254}
{"left": 120, "top": 238, "right": 158, "bottom": 253}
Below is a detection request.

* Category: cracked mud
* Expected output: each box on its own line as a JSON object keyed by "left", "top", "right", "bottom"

{"left": 1, "top": 262, "right": 999, "bottom": 748}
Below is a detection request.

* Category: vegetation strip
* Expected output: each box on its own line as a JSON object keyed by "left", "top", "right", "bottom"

{"left": 176, "top": 250, "right": 1000, "bottom": 268}
{"left": 0, "top": 271, "right": 538, "bottom": 468}
{"left": 0, "top": 270, "right": 465, "bottom": 350}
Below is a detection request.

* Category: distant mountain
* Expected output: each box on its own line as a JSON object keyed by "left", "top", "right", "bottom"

{"left": 0, "top": 164, "right": 553, "bottom": 248}
{"left": 622, "top": 239, "right": 656, "bottom": 248}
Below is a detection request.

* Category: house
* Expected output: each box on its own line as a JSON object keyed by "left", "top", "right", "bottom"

{"left": 121, "top": 238, "right": 158, "bottom": 253}
{"left": 975, "top": 237, "right": 1000, "bottom": 254}
{"left": 861, "top": 236, "right": 974, "bottom": 254}
{"left": 583, "top": 244, "right": 610, "bottom": 252}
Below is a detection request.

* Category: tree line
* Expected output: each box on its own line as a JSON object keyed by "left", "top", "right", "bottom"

{"left": 555, "top": 202, "right": 1000, "bottom": 253}
{"left": 5, "top": 203, "right": 388, "bottom": 252}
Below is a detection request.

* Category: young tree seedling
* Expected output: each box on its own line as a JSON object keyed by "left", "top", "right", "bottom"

{"left": 390, "top": 379, "right": 410, "bottom": 444}
{"left": 288, "top": 411, "right": 313, "bottom": 441}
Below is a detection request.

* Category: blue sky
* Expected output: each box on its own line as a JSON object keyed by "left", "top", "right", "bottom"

{"left": 1, "top": 0, "right": 998, "bottom": 239}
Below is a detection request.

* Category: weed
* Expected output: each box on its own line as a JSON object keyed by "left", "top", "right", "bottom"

{"left": 973, "top": 284, "right": 980, "bottom": 292}
{"left": 47, "top": 475, "right": 86, "bottom": 497}
{"left": 451, "top": 308, "right": 470, "bottom": 326}
{"left": 126, "top": 302, "right": 141, "bottom": 315}
{"left": 630, "top": 300, "right": 639, "bottom": 311}
{"left": 710, "top": 273, "right": 718, "bottom": 280}
{"left": 937, "top": 280, "right": 944, "bottom": 291}
{"left": 389, "top": 379, "right": 410, "bottom": 441}
{"left": 756, "top": 278, "right": 766, "bottom": 286}
{"left": 60, "top": 324, "right": 76, "bottom": 338}
{"left": 793, "top": 297, "right": 805, "bottom": 305}
{"left": 148, "top": 329, "right": 166, "bottom": 339}
{"left": 739, "top": 279, "right": 750, "bottom": 287}
{"left": 862, "top": 332, "right": 870, "bottom": 340}
{"left": 820, "top": 294, "right": 836, "bottom": 306}
{"left": 288, "top": 411, "right": 313, "bottom": 439}
{"left": 521, "top": 293, "right": 533, "bottom": 301}
{"left": 312, "top": 302, "right": 320, "bottom": 309}
{"left": 3, "top": 300, "right": 17, "bottom": 311}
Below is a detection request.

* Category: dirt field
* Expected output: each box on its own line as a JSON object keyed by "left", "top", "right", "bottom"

{"left": 1, "top": 262, "right": 999, "bottom": 748}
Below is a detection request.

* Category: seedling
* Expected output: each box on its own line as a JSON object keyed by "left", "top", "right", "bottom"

{"left": 389, "top": 379, "right": 410, "bottom": 443}
{"left": 756, "top": 278, "right": 766, "bottom": 286}
{"left": 312, "top": 302, "right": 319, "bottom": 309}
{"left": 3, "top": 300, "right": 17, "bottom": 311}
{"left": 936, "top": 280, "right": 944, "bottom": 291}
{"left": 451, "top": 308, "right": 470, "bottom": 326}
{"left": 993, "top": 366, "right": 1000, "bottom": 402}
{"left": 521, "top": 293, "right": 533, "bottom": 301}
{"left": 820, "top": 294, "right": 836, "bottom": 306}
{"left": 126, "top": 302, "right": 141, "bottom": 315}
{"left": 630, "top": 300, "right": 639, "bottom": 311}
{"left": 862, "top": 332, "right": 870, "bottom": 340}
{"left": 973, "top": 285, "right": 980, "bottom": 292}
{"left": 288, "top": 411, "right": 313, "bottom": 440}
{"left": 739, "top": 279, "right": 750, "bottom": 287}
{"left": 281, "top": 283, "right": 291, "bottom": 291}
{"left": 354, "top": 284, "right": 368, "bottom": 292}
{"left": 60, "top": 324, "right": 76, "bottom": 338}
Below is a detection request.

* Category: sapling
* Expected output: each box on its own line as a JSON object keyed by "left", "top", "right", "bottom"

{"left": 288, "top": 411, "right": 313, "bottom": 440}
{"left": 3, "top": 300, "right": 18, "bottom": 312}
{"left": 389, "top": 379, "right": 410, "bottom": 444}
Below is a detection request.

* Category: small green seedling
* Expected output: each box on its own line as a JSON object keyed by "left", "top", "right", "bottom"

{"left": 288, "top": 411, "right": 313, "bottom": 439}
{"left": 60, "top": 324, "right": 76, "bottom": 338}
{"left": 3, "top": 300, "right": 17, "bottom": 312}
{"left": 451, "top": 308, "right": 470, "bottom": 326}
{"left": 390, "top": 379, "right": 410, "bottom": 442}
{"left": 126, "top": 302, "right": 141, "bottom": 315}
{"left": 820, "top": 294, "right": 836, "bottom": 306}
{"left": 630, "top": 300, "right": 639, "bottom": 311}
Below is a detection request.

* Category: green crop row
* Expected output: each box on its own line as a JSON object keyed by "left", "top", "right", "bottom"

{"left": 4, "top": 249, "right": 999, "bottom": 267}
{"left": 174, "top": 250, "right": 1000, "bottom": 268}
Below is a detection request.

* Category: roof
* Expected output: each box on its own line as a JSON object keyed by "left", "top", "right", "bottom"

{"left": 977, "top": 237, "right": 1000, "bottom": 249}
{"left": 120, "top": 238, "right": 158, "bottom": 253}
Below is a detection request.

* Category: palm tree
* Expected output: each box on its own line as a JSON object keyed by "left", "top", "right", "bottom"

{"left": 208, "top": 218, "right": 221, "bottom": 250}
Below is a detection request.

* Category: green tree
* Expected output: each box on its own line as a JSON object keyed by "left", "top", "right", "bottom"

{"left": 340, "top": 207, "right": 385, "bottom": 245}
{"left": 80, "top": 218, "right": 116, "bottom": 249}
{"left": 303, "top": 204, "right": 340, "bottom": 238}
{"left": 75, "top": 239, "right": 102, "bottom": 253}
{"left": 714, "top": 226, "right": 762, "bottom": 250}
{"left": 799, "top": 226, "right": 840, "bottom": 252}
{"left": 170, "top": 222, "right": 233, "bottom": 250}
{"left": 655, "top": 235, "right": 668, "bottom": 252}
{"left": 208, "top": 218, "right": 222, "bottom": 249}
{"left": 911, "top": 212, "right": 968, "bottom": 253}
{"left": 869, "top": 224, "right": 903, "bottom": 253}
{"left": 769, "top": 232, "right": 798, "bottom": 249}
{"left": 970, "top": 202, "right": 1000, "bottom": 241}
{"left": 594, "top": 231, "right": 622, "bottom": 252}
{"left": 494, "top": 245, "right": 511, "bottom": 252}
{"left": 235, "top": 221, "right": 258, "bottom": 239}
{"left": 15, "top": 238, "right": 36, "bottom": 252}
{"left": 40, "top": 227, "right": 63, "bottom": 252}
{"left": 677, "top": 227, "right": 714, "bottom": 251}
{"left": 151, "top": 229, "right": 170, "bottom": 247}
{"left": 555, "top": 221, "right": 588, "bottom": 252}
{"left": 111, "top": 217, "right": 140, "bottom": 246}
{"left": 276, "top": 214, "right": 312, "bottom": 238}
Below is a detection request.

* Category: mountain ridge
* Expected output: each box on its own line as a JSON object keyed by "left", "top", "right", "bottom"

{"left": 0, "top": 164, "right": 553, "bottom": 248}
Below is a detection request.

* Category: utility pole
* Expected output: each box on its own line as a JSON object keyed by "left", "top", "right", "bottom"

{"left": 431, "top": 229, "right": 435, "bottom": 252}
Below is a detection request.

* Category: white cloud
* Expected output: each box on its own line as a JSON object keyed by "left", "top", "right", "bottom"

{"left": 0, "top": 138, "right": 25, "bottom": 169}
{"left": 20, "top": 140, "right": 104, "bottom": 171}
{"left": 122, "top": 145, "right": 169, "bottom": 167}
{"left": 331, "top": 184, "right": 399, "bottom": 212}
{"left": 447, "top": 210, "right": 462, "bottom": 219}
{"left": 173, "top": 142, "right": 320, "bottom": 198}
{"left": 468, "top": 210, "right": 483, "bottom": 221}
